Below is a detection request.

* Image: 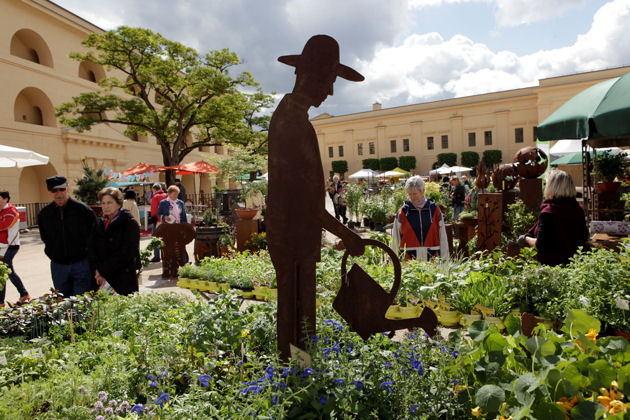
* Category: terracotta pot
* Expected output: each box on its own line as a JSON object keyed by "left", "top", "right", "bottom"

{"left": 235, "top": 208, "right": 258, "bottom": 220}
{"left": 614, "top": 330, "right": 630, "bottom": 341}
{"left": 597, "top": 181, "right": 621, "bottom": 193}
{"left": 461, "top": 217, "right": 478, "bottom": 226}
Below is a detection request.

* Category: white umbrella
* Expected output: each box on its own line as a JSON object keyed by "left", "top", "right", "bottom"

{"left": 348, "top": 168, "right": 380, "bottom": 179}
{"left": 429, "top": 163, "right": 451, "bottom": 175}
{"left": 0, "top": 144, "right": 49, "bottom": 168}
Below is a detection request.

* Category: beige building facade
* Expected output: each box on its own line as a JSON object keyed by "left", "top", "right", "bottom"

{"left": 0, "top": 0, "right": 226, "bottom": 204}
{"left": 314, "top": 66, "right": 630, "bottom": 178}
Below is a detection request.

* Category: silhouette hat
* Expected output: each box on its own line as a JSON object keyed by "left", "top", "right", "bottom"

{"left": 46, "top": 175, "right": 67, "bottom": 191}
{"left": 278, "top": 35, "right": 364, "bottom": 82}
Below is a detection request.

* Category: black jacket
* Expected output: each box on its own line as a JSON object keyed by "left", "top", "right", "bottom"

{"left": 38, "top": 198, "right": 97, "bottom": 264}
{"left": 90, "top": 209, "right": 140, "bottom": 296}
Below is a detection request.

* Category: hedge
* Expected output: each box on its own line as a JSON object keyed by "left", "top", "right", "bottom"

{"left": 362, "top": 158, "right": 380, "bottom": 171}
{"left": 379, "top": 157, "right": 398, "bottom": 171}
{"left": 398, "top": 156, "right": 416, "bottom": 171}
{"left": 483, "top": 150, "right": 502, "bottom": 167}
{"left": 460, "top": 151, "right": 480, "bottom": 168}
{"left": 437, "top": 153, "right": 457, "bottom": 166}
{"left": 331, "top": 160, "right": 348, "bottom": 175}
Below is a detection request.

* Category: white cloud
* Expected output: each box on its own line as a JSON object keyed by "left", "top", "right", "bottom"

{"left": 408, "top": 0, "right": 488, "bottom": 9}
{"left": 494, "top": 0, "right": 586, "bottom": 27}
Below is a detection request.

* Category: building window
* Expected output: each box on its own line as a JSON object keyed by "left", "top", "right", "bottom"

{"left": 403, "top": 138, "right": 409, "bottom": 152}
{"left": 390, "top": 139, "right": 396, "bottom": 153}
{"left": 441, "top": 135, "right": 448, "bottom": 149}
{"left": 369, "top": 142, "right": 375, "bottom": 154}
{"left": 328, "top": 146, "right": 333, "bottom": 158}
{"left": 515, "top": 127, "right": 524, "bottom": 143}
{"left": 427, "top": 136, "right": 434, "bottom": 150}
{"left": 357, "top": 143, "right": 363, "bottom": 156}
{"left": 338, "top": 145, "right": 344, "bottom": 157}
{"left": 484, "top": 130, "right": 492, "bottom": 146}
{"left": 468, "top": 132, "right": 476, "bottom": 147}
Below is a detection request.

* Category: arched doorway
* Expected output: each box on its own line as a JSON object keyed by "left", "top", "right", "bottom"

{"left": 18, "top": 162, "right": 57, "bottom": 203}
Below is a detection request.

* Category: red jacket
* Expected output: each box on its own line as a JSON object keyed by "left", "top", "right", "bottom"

{"left": 150, "top": 190, "right": 167, "bottom": 216}
{"left": 0, "top": 204, "right": 19, "bottom": 245}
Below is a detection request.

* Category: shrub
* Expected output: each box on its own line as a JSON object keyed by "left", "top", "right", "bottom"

{"left": 437, "top": 153, "right": 457, "bottom": 166}
{"left": 398, "top": 155, "right": 416, "bottom": 171}
{"left": 331, "top": 160, "right": 348, "bottom": 176}
{"left": 379, "top": 157, "right": 398, "bottom": 171}
{"left": 483, "top": 150, "right": 502, "bottom": 167}
{"left": 460, "top": 151, "right": 479, "bottom": 168}
{"left": 362, "top": 158, "right": 380, "bottom": 171}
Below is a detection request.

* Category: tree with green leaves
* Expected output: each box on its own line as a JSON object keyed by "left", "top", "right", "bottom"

{"left": 483, "top": 150, "right": 502, "bottom": 169}
{"left": 437, "top": 153, "right": 457, "bottom": 167}
{"left": 461, "top": 151, "right": 480, "bottom": 168}
{"left": 56, "top": 26, "right": 273, "bottom": 186}
{"left": 331, "top": 160, "right": 348, "bottom": 176}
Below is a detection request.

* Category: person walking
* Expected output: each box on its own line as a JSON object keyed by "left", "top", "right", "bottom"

{"left": 90, "top": 187, "right": 140, "bottom": 295}
{"left": 328, "top": 175, "right": 342, "bottom": 220}
{"left": 175, "top": 179, "right": 187, "bottom": 202}
{"left": 37, "top": 176, "right": 97, "bottom": 297}
{"left": 122, "top": 189, "right": 141, "bottom": 225}
{"left": 149, "top": 183, "right": 167, "bottom": 262}
{"left": 0, "top": 190, "right": 29, "bottom": 308}
{"left": 450, "top": 176, "right": 466, "bottom": 222}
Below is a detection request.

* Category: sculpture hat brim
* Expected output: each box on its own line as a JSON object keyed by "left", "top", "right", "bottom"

{"left": 278, "top": 35, "right": 364, "bottom": 82}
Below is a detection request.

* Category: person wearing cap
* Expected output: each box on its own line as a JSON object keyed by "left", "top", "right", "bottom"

{"left": 0, "top": 190, "right": 30, "bottom": 307}
{"left": 267, "top": 34, "right": 365, "bottom": 360}
{"left": 37, "top": 175, "right": 97, "bottom": 297}
{"left": 122, "top": 189, "right": 141, "bottom": 225}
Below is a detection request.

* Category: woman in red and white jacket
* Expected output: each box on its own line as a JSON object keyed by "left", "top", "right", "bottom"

{"left": 0, "top": 190, "right": 29, "bottom": 307}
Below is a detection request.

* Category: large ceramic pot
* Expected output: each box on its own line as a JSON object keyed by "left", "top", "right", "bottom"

{"left": 194, "top": 225, "right": 228, "bottom": 263}
{"left": 597, "top": 181, "right": 621, "bottom": 194}
{"left": 235, "top": 208, "right": 258, "bottom": 220}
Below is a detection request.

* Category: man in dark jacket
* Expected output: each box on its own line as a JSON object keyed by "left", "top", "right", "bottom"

{"left": 37, "top": 176, "right": 97, "bottom": 297}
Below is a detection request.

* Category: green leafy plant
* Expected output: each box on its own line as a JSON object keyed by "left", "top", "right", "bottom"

{"left": 594, "top": 151, "right": 628, "bottom": 182}
{"left": 437, "top": 153, "right": 457, "bottom": 166}
{"left": 362, "top": 158, "right": 380, "bottom": 171}
{"left": 344, "top": 183, "right": 363, "bottom": 222}
{"left": 482, "top": 150, "right": 502, "bottom": 168}
{"left": 504, "top": 199, "right": 539, "bottom": 238}
{"left": 461, "top": 151, "right": 480, "bottom": 168}
{"left": 398, "top": 155, "right": 416, "bottom": 171}
{"left": 379, "top": 157, "right": 398, "bottom": 171}
{"left": 73, "top": 158, "right": 108, "bottom": 204}
{"left": 331, "top": 160, "right": 348, "bottom": 176}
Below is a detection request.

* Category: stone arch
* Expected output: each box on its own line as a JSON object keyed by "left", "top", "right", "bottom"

{"left": 14, "top": 87, "right": 57, "bottom": 127}
{"left": 78, "top": 61, "right": 106, "bottom": 83}
{"left": 18, "top": 162, "right": 58, "bottom": 203}
{"left": 10, "top": 29, "right": 54, "bottom": 67}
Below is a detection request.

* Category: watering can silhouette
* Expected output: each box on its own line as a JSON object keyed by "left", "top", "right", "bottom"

{"left": 333, "top": 239, "right": 438, "bottom": 340}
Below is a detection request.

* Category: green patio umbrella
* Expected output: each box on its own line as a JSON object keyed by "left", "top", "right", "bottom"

{"left": 537, "top": 72, "right": 630, "bottom": 141}
{"left": 550, "top": 151, "right": 594, "bottom": 166}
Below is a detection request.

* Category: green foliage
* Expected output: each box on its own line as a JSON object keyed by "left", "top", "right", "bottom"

{"left": 461, "top": 151, "right": 480, "bottom": 168}
{"left": 0, "top": 261, "right": 9, "bottom": 292}
{"left": 73, "top": 158, "right": 108, "bottom": 204}
{"left": 483, "top": 149, "right": 502, "bottom": 167}
{"left": 362, "top": 158, "right": 380, "bottom": 171}
{"left": 398, "top": 155, "right": 416, "bottom": 171}
{"left": 379, "top": 157, "right": 398, "bottom": 171}
{"left": 437, "top": 153, "right": 457, "bottom": 166}
{"left": 594, "top": 151, "right": 628, "bottom": 182}
{"left": 331, "top": 160, "right": 348, "bottom": 175}
{"left": 344, "top": 183, "right": 363, "bottom": 221}
{"left": 138, "top": 237, "right": 164, "bottom": 277}
{"left": 56, "top": 26, "right": 272, "bottom": 184}
{"left": 504, "top": 199, "right": 539, "bottom": 238}
{"left": 207, "top": 144, "right": 267, "bottom": 184}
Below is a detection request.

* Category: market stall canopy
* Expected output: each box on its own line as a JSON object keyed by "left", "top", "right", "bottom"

{"left": 0, "top": 144, "right": 49, "bottom": 168}
{"left": 120, "top": 162, "right": 166, "bottom": 175}
{"left": 429, "top": 163, "right": 450, "bottom": 175}
{"left": 348, "top": 168, "right": 380, "bottom": 179}
{"left": 174, "top": 161, "right": 219, "bottom": 175}
{"left": 550, "top": 147, "right": 622, "bottom": 166}
{"left": 259, "top": 172, "right": 268, "bottom": 180}
{"left": 448, "top": 166, "right": 473, "bottom": 173}
{"left": 391, "top": 167, "right": 411, "bottom": 175}
{"left": 537, "top": 72, "right": 630, "bottom": 142}
{"left": 378, "top": 170, "right": 406, "bottom": 178}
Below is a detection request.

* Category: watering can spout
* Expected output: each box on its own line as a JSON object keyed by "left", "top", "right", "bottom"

{"left": 333, "top": 239, "right": 439, "bottom": 340}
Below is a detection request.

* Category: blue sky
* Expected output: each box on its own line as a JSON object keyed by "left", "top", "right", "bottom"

{"left": 52, "top": 0, "right": 629, "bottom": 117}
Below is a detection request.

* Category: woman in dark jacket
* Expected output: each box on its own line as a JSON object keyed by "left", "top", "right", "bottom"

{"left": 91, "top": 187, "right": 140, "bottom": 295}
{"left": 517, "top": 169, "right": 589, "bottom": 266}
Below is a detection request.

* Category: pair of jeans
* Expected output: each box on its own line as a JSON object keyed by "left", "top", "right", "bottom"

{"left": 0, "top": 246, "right": 28, "bottom": 304}
{"left": 50, "top": 258, "right": 92, "bottom": 297}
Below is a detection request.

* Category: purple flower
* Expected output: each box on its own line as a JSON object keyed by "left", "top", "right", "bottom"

{"left": 77, "top": 385, "right": 87, "bottom": 394}
{"left": 109, "top": 399, "right": 117, "bottom": 407}
{"left": 150, "top": 380, "right": 157, "bottom": 388}
{"left": 353, "top": 380, "right": 364, "bottom": 390}
{"left": 282, "top": 367, "right": 295, "bottom": 377}
{"left": 95, "top": 416, "right": 104, "bottom": 420}
{"left": 130, "top": 404, "right": 144, "bottom": 414}
{"left": 264, "top": 366, "right": 274, "bottom": 380}
{"left": 148, "top": 374, "right": 155, "bottom": 380}
{"left": 452, "top": 350, "right": 460, "bottom": 359}
{"left": 310, "top": 335, "right": 319, "bottom": 343}
{"left": 155, "top": 393, "right": 169, "bottom": 408}
{"left": 301, "top": 368, "right": 313, "bottom": 378}
{"left": 383, "top": 362, "right": 392, "bottom": 368}
{"left": 380, "top": 381, "right": 394, "bottom": 392}
{"left": 98, "top": 391, "right": 107, "bottom": 402}
{"left": 333, "top": 379, "right": 344, "bottom": 386}
{"left": 242, "top": 386, "right": 263, "bottom": 395}
{"left": 318, "top": 395, "right": 327, "bottom": 405}
{"left": 104, "top": 407, "right": 114, "bottom": 415}
{"left": 272, "top": 395, "right": 278, "bottom": 406}
{"left": 410, "top": 404, "right": 419, "bottom": 415}
{"left": 199, "top": 374, "right": 212, "bottom": 387}
{"left": 408, "top": 334, "right": 417, "bottom": 339}
{"left": 93, "top": 401, "right": 104, "bottom": 410}
{"left": 323, "top": 348, "right": 330, "bottom": 358}
{"left": 273, "top": 382, "right": 287, "bottom": 388}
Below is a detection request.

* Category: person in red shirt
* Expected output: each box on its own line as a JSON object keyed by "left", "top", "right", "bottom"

{"left": 149, "top": 183, "right": 167, "bottom": 262}
{"left": 0, "top": 190, "right": 30, "bottom": 307}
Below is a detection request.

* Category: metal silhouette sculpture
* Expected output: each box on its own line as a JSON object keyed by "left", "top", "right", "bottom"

{"left": 513, "top": 146, "right": 548, "bottom": 178}
{"left": 475, "top": 157, "right": 490, "bottom": 190}
{"left": 154, "top": 223, "right": 196, "bottom": 278}
{"left": 333, "top": 239, "right": 438, "bottom": 340}
{"left": 268, "top": 35, "right": 437, "bottom": 361}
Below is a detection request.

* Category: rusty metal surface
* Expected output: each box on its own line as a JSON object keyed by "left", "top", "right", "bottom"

{"left": 513, "top": 146, "right": 548, "bottom": 178}
{"left": 477, "top": 193, "right": 503, "bottom": 251}
{"left": 519, "top": 178, "right": 543, "bottom": 211}
{"left": 475, "top": 157, "right": 490, "bottom": 190}
{"left": 267, "top": 35, "right": 366, "bottom": 361}
{"left": 333, "top": 239, "right": 438, "bottom": 340}
{"left": 154, "top": 223, "right": 196, "bottom": 278}
{"left": 492, "top": 164, "right": 518, "bottom": 191}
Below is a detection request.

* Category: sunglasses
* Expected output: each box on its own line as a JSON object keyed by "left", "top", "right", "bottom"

{"left": 51, "top": 188, "right": 66, "bottom": 192}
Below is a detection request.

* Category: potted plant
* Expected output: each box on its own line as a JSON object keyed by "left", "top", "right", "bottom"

{"left": 595, "top": 151, "right": 628, "bottom": 193}
{"left": 344, "top": 183, "right": 363, "bottom": 228}
{"left": 73, "top": 158, "right": 108, "bottom": 216}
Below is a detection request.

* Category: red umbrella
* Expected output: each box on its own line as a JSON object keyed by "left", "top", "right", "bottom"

{"left": 120, "top": 162, "right": 168, "bottom": 175}
{"left": 174, "top": 161, "right": 220, "bottom": 175}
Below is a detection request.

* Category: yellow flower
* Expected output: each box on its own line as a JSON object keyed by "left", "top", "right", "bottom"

{"left": 453, "top": 384, "right": 470, "bottom": 396}
{"left": 499, "top": 402, "right": 513, "bottom": 420}
{"left": 557, "top": 396, "right": 578, "bottom": 419}
{"left": 471, "top": 406, "right": 483, "bottom": 418}
{"left": 585, "top": 328, "right": 597, "bottom": 344}
{"left": 241, "top": 329, "right": 250, "bottom": 338}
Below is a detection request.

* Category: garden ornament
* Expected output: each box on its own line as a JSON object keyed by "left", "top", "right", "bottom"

{"left": 333, "top": 239, "right": 438, "bottom": 339}
{"left": 475, "top": 158, "right": 490, "bottom": 190}
{"left": 267, "top": 35, "right": 366, "bottom": 361}
{"left": 491, "top": 164, "right": 518, "bottom": 191}
{"left": 512, "top": 146, "right": 548, "bottom": 178}
{"left": 154, "top": 222, "right": 195, "bottom": 278}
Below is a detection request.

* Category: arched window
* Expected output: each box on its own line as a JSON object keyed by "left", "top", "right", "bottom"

{"left": 78, "top": 61, "right": 105, "bottom": 83}
{"left": 14, "top": 87, "right": 56, "bottom": 127}
{"left": 10, "top": 29, "right": 54, "bottom": 67}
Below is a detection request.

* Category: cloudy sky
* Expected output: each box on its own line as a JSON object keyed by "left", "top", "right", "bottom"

{"left": 53, "top": 0, "right": 630, "bottom": 117}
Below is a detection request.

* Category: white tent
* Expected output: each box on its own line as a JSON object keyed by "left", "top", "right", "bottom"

{"left": 378, "top": 170, "right": 407, "bottom": 178}
{"left": 0, "top": 144, "right": 49, "bottom": 168}
{"left": 549, "top": 139, "right": 621, "bottom": 158}
{"left": 429, "top": 163, "right": 450, "bottom": 175}
{"left": 348, "top": 168, "right": 380, "bottom": 180}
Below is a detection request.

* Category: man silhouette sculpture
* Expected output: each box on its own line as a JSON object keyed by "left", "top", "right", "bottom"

{"left": 268, "top": 35, "right": 365, "bottom": 361}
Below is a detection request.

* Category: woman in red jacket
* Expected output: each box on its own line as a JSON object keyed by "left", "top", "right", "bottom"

{"left": 0, "top": 190, "right": 30, "bottom": 307}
